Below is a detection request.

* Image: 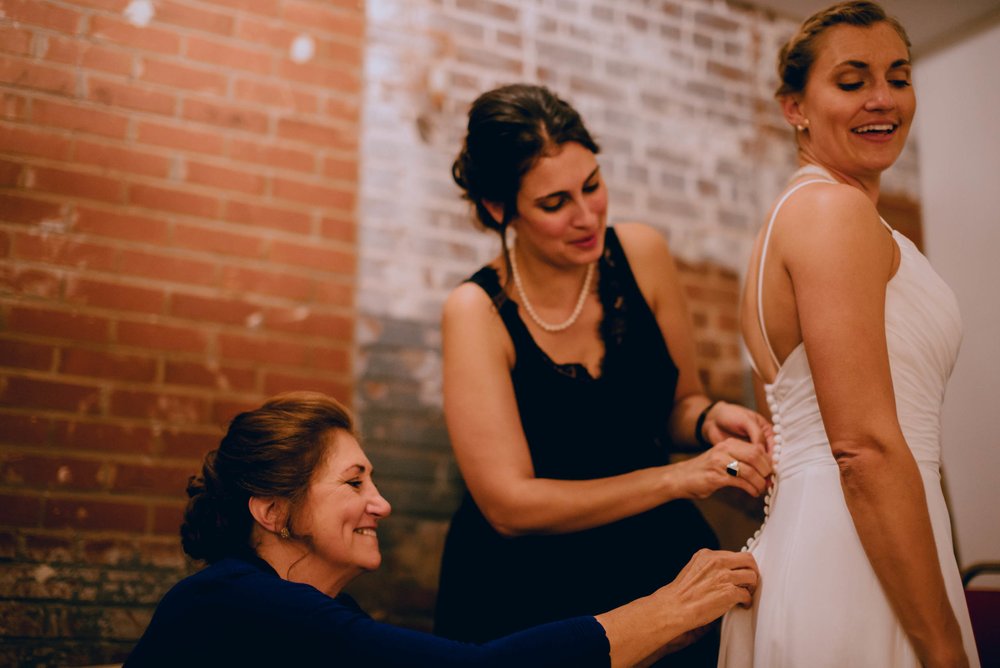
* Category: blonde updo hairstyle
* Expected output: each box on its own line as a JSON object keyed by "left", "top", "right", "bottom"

{"left": 776, "top": 1, "right": 911, "bottom": 98}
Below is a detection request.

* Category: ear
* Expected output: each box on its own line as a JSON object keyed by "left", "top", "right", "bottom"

{"left": 248, "top": 496, "right": 290, "bottom": 534}
{"left": 481, "top": 199, "right": 505, "bottom": 227}
{"left": 779, "top": 94, "right": 808, "bottom": 130}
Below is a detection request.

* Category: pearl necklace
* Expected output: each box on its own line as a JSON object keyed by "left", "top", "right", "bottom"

{"left": 509, "top": 246, "right": 595, "bottom": 333}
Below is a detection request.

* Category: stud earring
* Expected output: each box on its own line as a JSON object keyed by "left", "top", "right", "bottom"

{"left": 279, "top": 527, "right": 290, "bottom": 539}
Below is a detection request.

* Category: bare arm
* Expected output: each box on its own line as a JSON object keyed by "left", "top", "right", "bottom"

{"left": 616, "top": 224, "right": 770, "bottom": 452}
{"left": 444, "top": 283, "right": 691, "bottom": 535}
{"left": 442, "top": 252, "right": 770, "bottom": 536}
{"left": 780, "top": 186, "right": 967, "bottom": 667}
{"left": 596, "top": 549, "right": 758, "bottom": 667}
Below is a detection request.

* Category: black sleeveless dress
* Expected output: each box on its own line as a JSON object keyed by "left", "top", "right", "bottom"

{"left": 434, "top": 228, "right": 720, "bottom": 665}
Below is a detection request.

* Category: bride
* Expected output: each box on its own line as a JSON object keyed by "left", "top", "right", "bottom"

{"left": 719, "top": 2, "right": 979, "bottom": 666}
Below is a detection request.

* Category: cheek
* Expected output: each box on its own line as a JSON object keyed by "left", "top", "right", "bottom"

{"left": 901, "top": 93, "right": 916, "bottom": 122}
{"left": 590, "top": 189, "right": 609, "bottom": 213}
{"left": 526, "top": 212, "right": 573, "bottom": 239}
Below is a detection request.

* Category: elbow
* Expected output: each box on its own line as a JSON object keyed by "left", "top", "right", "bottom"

{"left": 486, "top": 516, "right": 529, "bottom": 538}
{"left": 481, "top": 507, "right": 531, "bottom": 538}
{"left": 830, "top": 438, "right": 889, "bottom": 489}
{"left": 489, "top": 521, "right": 522, "bottom": 539}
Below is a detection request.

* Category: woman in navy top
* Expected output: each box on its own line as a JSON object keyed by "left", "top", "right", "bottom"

{"left": 126, "top": 392, "right": 758, "bottom": 667}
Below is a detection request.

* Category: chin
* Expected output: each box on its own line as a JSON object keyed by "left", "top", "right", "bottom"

{"left": 359, "top": 554, "right": 382, "bottom": 572}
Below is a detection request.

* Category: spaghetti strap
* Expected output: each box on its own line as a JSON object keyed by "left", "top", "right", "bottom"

{"left": 755, "top": 177, "right": 836, "bottom": 371}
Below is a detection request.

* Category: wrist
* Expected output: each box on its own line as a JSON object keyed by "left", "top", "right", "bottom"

{"left": 694, "top": 400, "right": 720, "bottom": 448}
{"left": 662, "top": 460, "right": 692, "bottom": 501}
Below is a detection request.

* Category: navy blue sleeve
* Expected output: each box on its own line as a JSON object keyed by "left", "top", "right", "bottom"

{"left": 127, "top": 559, "right": 611, "bottom": 667}
{"left": 339, "top": 604, "right": 610, "bottom": 667}
{"left": 289, "top": 585, "right": 611, "bottom": 667}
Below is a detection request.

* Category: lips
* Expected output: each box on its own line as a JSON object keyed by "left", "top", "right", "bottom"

{"left": 852, "top": 123, "right": 897, "bottom": 135}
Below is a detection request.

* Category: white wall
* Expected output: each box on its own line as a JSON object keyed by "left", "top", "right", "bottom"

{"left": 915, "top": 19, "right": 1000, "bottom": 585}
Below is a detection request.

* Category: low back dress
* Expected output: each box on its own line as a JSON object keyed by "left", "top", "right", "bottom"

{"left": 434, "top": 227, "right": 720, "bottom": 666}
{"left": 718, "top": 168, "right": 980, "bottom": 667}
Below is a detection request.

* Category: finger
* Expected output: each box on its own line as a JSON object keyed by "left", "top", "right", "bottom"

{"left": 726, "top": 474, "right": 761, "bottom": 497}
{"left": 721, "top": 408, "right": 765, "bottom": 445}
{"left": 715, "top": 457, "right": 763, "bottom": 496}
{"left": 742, "top": 413, "right": 766, "bottom": 447}
{"left": 707, "top": 549, "right": 757, "bottom": 572}
{"left": 743, "top": 409, "right": 773, "bottom": 448}
{"left": 733, "top": 465, "right": 768, "bottom": 496}
{"left": 763, "top": 426, "right": 776, "bottom": 455}
{"left": 728, "top": 439, "right": 774, "bottom": 478}
{"left": 707, "top": 449, "right": 761, "bottom": 497}
{"left": 716, "top": 444, "right": 771, "bottom": 487}
{"left": 729, "top": 565, "right": 759, "bottom": 590}
{"left": 729, "top": 453, "right": 770, "bottom": 493}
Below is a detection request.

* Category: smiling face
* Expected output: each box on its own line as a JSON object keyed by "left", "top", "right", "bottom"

{"left": 784, "top": 21, "right": 915, "bottom": 180}
{"left": 505, "top": 141, "right": 608, "bottom": 268}
{"left": 293, "top": 429, "right": 391, "bottom": 588}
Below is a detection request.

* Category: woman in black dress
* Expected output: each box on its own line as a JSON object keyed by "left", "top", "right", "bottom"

{"left": 433, "top": 84, "right": 773, "bottom": 666}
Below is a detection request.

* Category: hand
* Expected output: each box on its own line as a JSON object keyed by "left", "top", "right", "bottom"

{"left": 702, "top": 401, "right": 773, "bottom": 453}
{"left": 677, "top": 437, "right": 772, "bottom": 499}
{"left": 655, "top": 624, "right": 710, "bottom": 657}
{"left": 655, "top": 549, "right": 758, "bottom": 630}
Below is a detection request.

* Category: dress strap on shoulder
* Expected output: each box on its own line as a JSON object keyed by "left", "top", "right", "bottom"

{"left": 755, "top": 173, "right": 836, "bottom": 371}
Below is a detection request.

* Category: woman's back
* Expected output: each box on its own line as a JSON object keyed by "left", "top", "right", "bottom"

{"left": 719, "top": 174, "right": 977, "bottom": 667}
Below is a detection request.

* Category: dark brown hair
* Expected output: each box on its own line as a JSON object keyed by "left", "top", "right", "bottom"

{"left": 180, "top": 391, "right": 354, "bottom": 563}
{"left": 452, "top": 83, "right": 599, "bottom": 235}
{"left": 776, "top": 1, "right": 911, "bottom": 97}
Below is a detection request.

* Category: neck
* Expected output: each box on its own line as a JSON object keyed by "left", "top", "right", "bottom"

{"left": 255, "top": 534, "right": 356, "bottom": 597}
{"left": 796, "top": 152, "right": 882, "bottom": 205}
{"left": 510, "top": 245, "right": 590, "bottom": 303}
{"left": 508, "top": 241, "right": 595, "bottom": 334}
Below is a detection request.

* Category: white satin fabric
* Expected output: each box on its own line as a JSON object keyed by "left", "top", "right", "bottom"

{"left": 719, "top": 177, "right": 979, "bottom": 667}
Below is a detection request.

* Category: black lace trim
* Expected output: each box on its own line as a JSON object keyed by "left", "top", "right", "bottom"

{"left": 466, "top": 228, "right": 632, "bottom": 382}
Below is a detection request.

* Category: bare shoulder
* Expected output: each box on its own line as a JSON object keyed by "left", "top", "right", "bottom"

{"left": 442, "top": 280, "right": 496, "bottom": 325}
{"left": 612, "top": 222, "right": 673, "bottom": 268}
{"left": 776, "top": 182, "right": 893, "bottom": 276}
{"left": 610, "top": 223, "right": 683, "bottom": 314}
{"left": 442, "top": 276, "right": 514, "bottom": 368}
{"left": 778, "top": 182, "right": 882, "bottom": 241}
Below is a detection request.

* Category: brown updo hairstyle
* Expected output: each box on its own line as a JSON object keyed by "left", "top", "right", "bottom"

{"left": 776, "top": 1, "right": 911, "bottom": 97}
{"left": 181, "top": 391, "right": 354, "bottom": 563}
{"left": 452, "top": 83, "right": 600, "bottom": 238}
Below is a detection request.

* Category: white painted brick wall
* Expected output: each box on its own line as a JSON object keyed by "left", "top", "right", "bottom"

{"left": 359, "top": 0, "right": 921, "bottom": 327}
{"left": 352, "top": 2, "right": 923, "bottom": 625}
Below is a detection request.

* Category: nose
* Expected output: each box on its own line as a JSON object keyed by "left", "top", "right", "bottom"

{"left": 572, "top": 194, "right": 600, "bottom": 229}
{"left": 864, "top": 78, "right": 897, "bottom": 111}
{"left": 367, "top": 486, "right": 392, "bottom": 519}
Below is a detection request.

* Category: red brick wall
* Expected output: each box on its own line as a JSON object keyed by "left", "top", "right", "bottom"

{"left": 0, "top": 0, "right": 362, "bottom": 663}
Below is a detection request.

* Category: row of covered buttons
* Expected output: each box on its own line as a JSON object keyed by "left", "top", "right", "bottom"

{"left": 742, "top": 387, "right": 783, "bottom": 552}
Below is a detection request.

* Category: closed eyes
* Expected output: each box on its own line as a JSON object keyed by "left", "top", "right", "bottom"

{"left": 538, "top": 180, "right": 602, "bottom": 212}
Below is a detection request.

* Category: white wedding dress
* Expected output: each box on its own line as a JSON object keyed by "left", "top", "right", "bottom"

{"left": 718, "top": 168, "right": 980, "bottom": 667}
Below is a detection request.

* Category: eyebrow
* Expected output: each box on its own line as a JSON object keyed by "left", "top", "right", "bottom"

{"left": 341, "top": 464, "right": 367, "bottom": 476}
{"left": 534, "top": 166, "right": 601, "bottom": 203}
{"left": 837, "top": 58, "right": 910, "bottom": 70}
